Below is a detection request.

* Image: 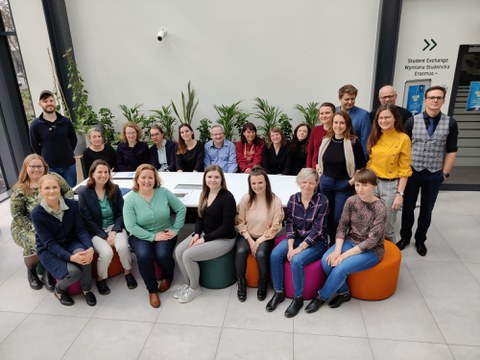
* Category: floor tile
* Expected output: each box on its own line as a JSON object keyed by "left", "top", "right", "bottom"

{"left": 464, "top": 263, "right": 480, "bottom": 284}
{"left": 370, "top": 339, "right": 453, "bottom": 360}
{"left": 63, "top": 318, "right": 153, "bottom": 360}
{"left": 408, "top": 261, "right": 480, "bottom": 346}
{"left": 0, "top": 313, "right": 88, "bottom": 360}
{"left": 217, "top": 327, "right": 293, "bottom": 360}
{"left": 294, "top": 333, "right": 372, "bottom": 360}
{"left": 449, "top": 345, "right": 480, "bottom": 360}
{"left": 139, "top": 323, "right": 221, "bottom": 360}
{"left": 0, "top": 312, "right": 28, "bottom": 343}
{"left": 361, "top": 263, "right": 444, "bottom": 343}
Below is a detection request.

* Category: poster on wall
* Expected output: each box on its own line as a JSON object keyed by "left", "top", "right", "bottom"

{"left": 466, "top": 81, "right": 480, "bottom": 111}
{"left": 402, "top": 79, "right": 431, "bottom": 115}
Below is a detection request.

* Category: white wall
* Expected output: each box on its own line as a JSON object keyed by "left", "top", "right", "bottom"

{"left": 393, "top": 0, "right": 480, "bottom": 105}
{"left": 60, "top": 0, "right": 380, "bottom": 130}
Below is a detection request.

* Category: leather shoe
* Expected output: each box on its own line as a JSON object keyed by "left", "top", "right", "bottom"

{"left": 149, "top": 292, "right": 161, "bottom": 308}
{"left": 416, "top": 243, "right": 427, "bottom": 256}
{"left": 96, "top": 279, "right": 111, "bottom": 295}
{"left": 158, "top": 279, "right": 172, "bottom": 293}
{"left": 257, "top": 279, "right": 267, "bottom": 301}
{"left": 54, "top": 287, "right": 74, "bottom": 306}
{"left": 328, "top": 292, "right": 351, "bottom": 308}
{"left": 41, "top": 270, "right": 55, "bottom": 291}
{"left": 284, "top": 297, "right": 303, "bottom": 318}
{"left": 27, "top": 269, "right": 43, "bottom": 290}
{"left": 84, "top": 291, "right": 97, "bottom": 306}
{"left": 237, "top": 278, "right": 246, "bottom": 302}
{"left": 125, "top": 273, "right": 138, "bottom": 289}
{"left": 266, "top": 291, "right": 285, "bottom": 312}
{"left": 305, "top": 296, "right": 324, "bottom": 314}
{"left": 396, "top": 239, "right": 410, "bottom": 250}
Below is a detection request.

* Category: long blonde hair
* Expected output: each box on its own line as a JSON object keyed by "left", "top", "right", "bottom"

{"left": 13, "top": 154, "right": 49, "bottom": 195}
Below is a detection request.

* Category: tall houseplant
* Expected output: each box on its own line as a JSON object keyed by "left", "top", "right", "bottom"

{"left": 150, "top": 105, "right": 178, "bottom": 141}
{"left": 295, "top": 102, "right": 320, "bottom": 130}
{"left": 253, "top": 97, "right": 288, "bottom": 141}
{"left": 119, "top": 104, "right": 153, "bottom": 141}
{"left": 171, "top": 81, "right": 199, "bottom": 125}
{"left": 213, "top": 101, "right": 249, "bottom": 141}
{"left": 197, "top": 118, "right": 212, "bottom": 143}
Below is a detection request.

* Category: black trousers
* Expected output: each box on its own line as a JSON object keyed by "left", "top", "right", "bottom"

{"left": 235, "top": 235, "right": 273, "bottom": 281}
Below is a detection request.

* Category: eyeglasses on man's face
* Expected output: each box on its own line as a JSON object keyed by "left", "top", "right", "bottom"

{"left": 426, "top": 96, "right": 444, "bottom": 101}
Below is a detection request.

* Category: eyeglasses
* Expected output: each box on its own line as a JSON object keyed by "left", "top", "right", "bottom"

{"left": 380, "top": 95, "right": 395, "bottom": 100}
{"left": 28, "top": 165, "right": 44, "bottom": 169}
{"left": 426, "top": 96, "right": 444, "bottom": 101}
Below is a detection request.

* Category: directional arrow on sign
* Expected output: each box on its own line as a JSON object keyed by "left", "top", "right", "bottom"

{"left": 423, "top": 39, "right": 437, "bottom": 51}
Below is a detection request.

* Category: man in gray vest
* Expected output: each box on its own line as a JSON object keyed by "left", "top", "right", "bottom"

{"left": 396, "top": 86, "right": 458, "bottom": 256}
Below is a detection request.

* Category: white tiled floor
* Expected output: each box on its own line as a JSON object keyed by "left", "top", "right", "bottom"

{"left": 0, "top": 191, "right": 479, "bottom": 359}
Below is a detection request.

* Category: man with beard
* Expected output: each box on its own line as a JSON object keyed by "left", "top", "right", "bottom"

{"left": 29, "top": 90, "right": 78, "bottom": 187}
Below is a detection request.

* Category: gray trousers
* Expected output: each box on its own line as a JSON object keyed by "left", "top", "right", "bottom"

{"left": 174, "top": 234, "right": 236, "bottom": 290}
{"left": 374, "top": 179, "right": 399, "bottom": 242}
{"left": 57, "top": 248, "right": 92, "bottom": 292}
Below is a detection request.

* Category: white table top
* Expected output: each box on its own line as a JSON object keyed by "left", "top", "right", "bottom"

{"left": 100, "top": 171, "right": 298, "bottom": 207}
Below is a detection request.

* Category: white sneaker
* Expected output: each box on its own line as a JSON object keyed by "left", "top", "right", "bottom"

{"left": 178, "top": 287, "right": 202, "bottom": 303}
{"left": 173, "top": 284, "right": 189, "bottom": 299}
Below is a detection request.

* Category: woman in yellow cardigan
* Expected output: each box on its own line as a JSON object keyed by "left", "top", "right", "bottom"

{"left": 367, "top": 104, "right": 412, "bottom": 242}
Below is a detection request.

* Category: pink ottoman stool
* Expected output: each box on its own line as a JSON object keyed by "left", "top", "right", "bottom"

{"left": 64, "top": 280, "right": 82, "bottom": 296}
{"left": 153, "top": 260, "right": 163, "bottom": 281}
{"left": 273, "top": 235, "right": 326, "bottom": 300}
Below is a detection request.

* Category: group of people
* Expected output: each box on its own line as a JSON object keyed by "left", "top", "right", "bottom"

{"left": 13, "top": 84, "right": 458, "bottom": 313}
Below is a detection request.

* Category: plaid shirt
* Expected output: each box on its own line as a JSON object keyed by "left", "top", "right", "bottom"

{"left": 285, "top": 191, "right": 329, "bottom": 246}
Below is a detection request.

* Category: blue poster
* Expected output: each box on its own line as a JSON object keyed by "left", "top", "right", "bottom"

{"left": 466, "top": 82, "right": 480, "bottom": 111}
{"left": 406, "top": 85, "right": 426, "bottom": 115}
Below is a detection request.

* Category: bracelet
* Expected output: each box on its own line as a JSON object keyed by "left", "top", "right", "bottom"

{"left": 396, "top": 190, "right": 404, "bottom": 196}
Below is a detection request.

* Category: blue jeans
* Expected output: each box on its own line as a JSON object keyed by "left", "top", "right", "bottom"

{"left": 129, "top": 235, "right": 177, "bottom": 293}
{"left": 320, "top": 175, "right": 353, "bottom": 242}
{"left": 271, "top": 238, "right": 327, "bottom": 298}
{"left": 50, "top": 163, "right": 77, "bottom": 188}
{"left": 319, "top": 240, "right": 380, "bottom": 300}
{"left": 400, "top": 169, "right": 444, "bottom": 245}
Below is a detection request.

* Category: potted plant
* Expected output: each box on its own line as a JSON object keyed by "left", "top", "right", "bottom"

{"left": 119, "top": 104, "right": 153, "bottom": 141}
{"left": 197, "top": 118, "right": 212, "bottom": 143}
{"left": 150, "top": 105, "right": 178, "bottom": 141}
{"left": 213, "top": 101, "right": 249, "bottom": 141}
{"left": 253, "top": 97, "right": 289, "bottom": 141}
{"left": 295, "top": 102, "right": 320, "bottom": 130}
{"left": 171, "top": 81, "right": 199, "bottom": 126}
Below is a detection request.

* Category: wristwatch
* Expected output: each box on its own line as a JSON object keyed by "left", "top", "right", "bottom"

{"left": 396, "top": 190, "right": 404, "bottom": 196}
{"left": 443, "top": 172, "right": 450, "bottom": 178}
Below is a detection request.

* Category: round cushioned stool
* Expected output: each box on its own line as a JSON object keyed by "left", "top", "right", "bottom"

{"left": 92, "top": 248, "right": 124, "bottom": 279}
{"left": 153, "top": 260, "right": 163, "bottom": 281}
{"left": 347, "top": 240, "right": 401, "bottom": 300}
{"left": 273, "top": 235, "right": 327, "bottom": 300}
{"left": 245, "top": 253, "right": 259, "bottom": 288}
{"left": 56, "top": 280, "right": 82, "bottom": 296}
{"left": 199, "top": 247, "right": 236, "bottom": 289}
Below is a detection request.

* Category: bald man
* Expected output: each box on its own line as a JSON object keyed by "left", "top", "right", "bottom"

{"left": 370, "top": 85, "right": 412, "bottom": 126}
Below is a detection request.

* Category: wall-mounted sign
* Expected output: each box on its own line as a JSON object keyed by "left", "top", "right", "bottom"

{"left": 466, "top": 81, "right": 480, "bottom": 111}
{"left": 403, "top": 79, "right": 432, "bottom": 115}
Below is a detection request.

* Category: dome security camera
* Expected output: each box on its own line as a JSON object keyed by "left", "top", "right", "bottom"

{"left": 157, "top": 28, "right": 167, "bottom": 41}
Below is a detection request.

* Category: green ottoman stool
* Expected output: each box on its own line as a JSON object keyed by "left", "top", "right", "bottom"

{"left": 199, "top": 247, "right": 236, "bottom": 289}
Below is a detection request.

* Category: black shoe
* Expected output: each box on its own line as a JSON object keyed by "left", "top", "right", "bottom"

{"left": 328, "top": 292, "right": 351, "bottom": 308}
{"left": 257, "top": 279, "right": 267, "bottom": 301}
{"left": 266, "top": 291, "right": 285, "bottom": 312}
{"left": 54, "top": 287, "right": 74, "bottom": 306}
{"left": 284, "top": 297, "right": 304, "bottom": 318}
{"left": 396, "top": 239, "right": 410, "bottom": 250}
{"left": 84, "top": 291, "right": 97, "bottom": 306}
{"left": 416, "top": 243, "right": 427, "bottom": 256}
{"left": 27, "top": 269, "right": 43, "bottom": 290}
{"left": 41, "top": 270, "right": 55, "bottom": 291}
{"left": 237, "top": 278, "right": 247, "bottom": 302}
{"left": 96, "top": 279, "right": 111, "bottom": 295}
{"left": 305, "top": 296, "right": 324, "bottom": 314}
{"left": 125, "top": 274, "right": 138, "bottom": 289}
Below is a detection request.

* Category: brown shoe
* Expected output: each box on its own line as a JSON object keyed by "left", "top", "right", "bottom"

{"left": 158, "top": 279, "right": 172, "bottom": 293}
{"left": 149, "top": 292, "right": 161, "bottom": 308}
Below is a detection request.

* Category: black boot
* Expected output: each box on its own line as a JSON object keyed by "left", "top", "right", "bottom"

{"left": 28, "top": 269, "right": 43, "bottom": 290}
{"left": 257, "top": 278, "right": 267, "bottom": 301}
{"left": 284, "top": 297, "right": 304, "bottom": 318}
{"left": 41, "top": 269, "right": 55, "bottom": 291}
{"left": 237, "top": 277, "right": 247, "bottom": 302}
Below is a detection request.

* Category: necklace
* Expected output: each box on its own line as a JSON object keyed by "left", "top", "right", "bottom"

{"left": 331, "top": 137, "right": 344, "bottom": 144}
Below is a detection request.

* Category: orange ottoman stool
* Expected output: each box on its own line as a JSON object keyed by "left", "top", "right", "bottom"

{"left": 245, "top": 254, "right": 259, "bottom": 288}
{"left": 347, "top": 240, "right": 401, "bottom": 300}
{"left": 92, "top": 248, "right": 124, "bottom": 279}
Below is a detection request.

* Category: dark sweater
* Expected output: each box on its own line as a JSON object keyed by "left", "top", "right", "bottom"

{"left": 116, "top": 141, "right": 150, "bottom": 171}
{"left": 194, "top": 188, "right": 236, "bottom": 241}
{"left": 82, "top": 144, "right": 117, "bottom": 173}
{"left": 262, "top": 144, "right": 292, "bottom": 175}
{"left": 176, "top": 141, "right": 204, "bottom": 172}
{"left": 77, "top": 185, "right": 124, "bottom": 239}
{"left": 322, "top": 138, "right": 366, "bottom": 179}
{"left": 149, "top": 140, "right": 177, "bottom": 172}
{"left": 289, "top": 140, "right": 308, "bottom": 175}
{"left": 29, "top": 112, "right": 77, "bottom": 167}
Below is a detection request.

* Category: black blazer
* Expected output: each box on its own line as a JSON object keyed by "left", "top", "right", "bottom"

{"left": 149, "top": 140, "right": 177, "bottom": 171}
{"left": 78, "top": 184, "right": 124, "bottom": 239}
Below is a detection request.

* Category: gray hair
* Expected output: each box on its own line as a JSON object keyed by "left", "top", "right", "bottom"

{"left": 296, "top": 168, "right": 319, "bottom": 185}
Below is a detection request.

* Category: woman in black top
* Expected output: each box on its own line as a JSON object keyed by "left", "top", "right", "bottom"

{"left": 174, "top": 165, "right": 237, "bottom": 303}
{"left": 116, "top": 122, "right": 149, "bottom": 172}
{"left": 318, "top": 110, "right": 366, "bottom": 243}
{"left": 289, "top": 123, "right": 310, "bottom": 175}
{"left": 262, "top": 127, "right": 292, "bottom": 175}
{"left": 175, "top": 123, "right": 204, "bottom": 172}
{"left": 83, "top": 127, "right": 117, "bottom": 172}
